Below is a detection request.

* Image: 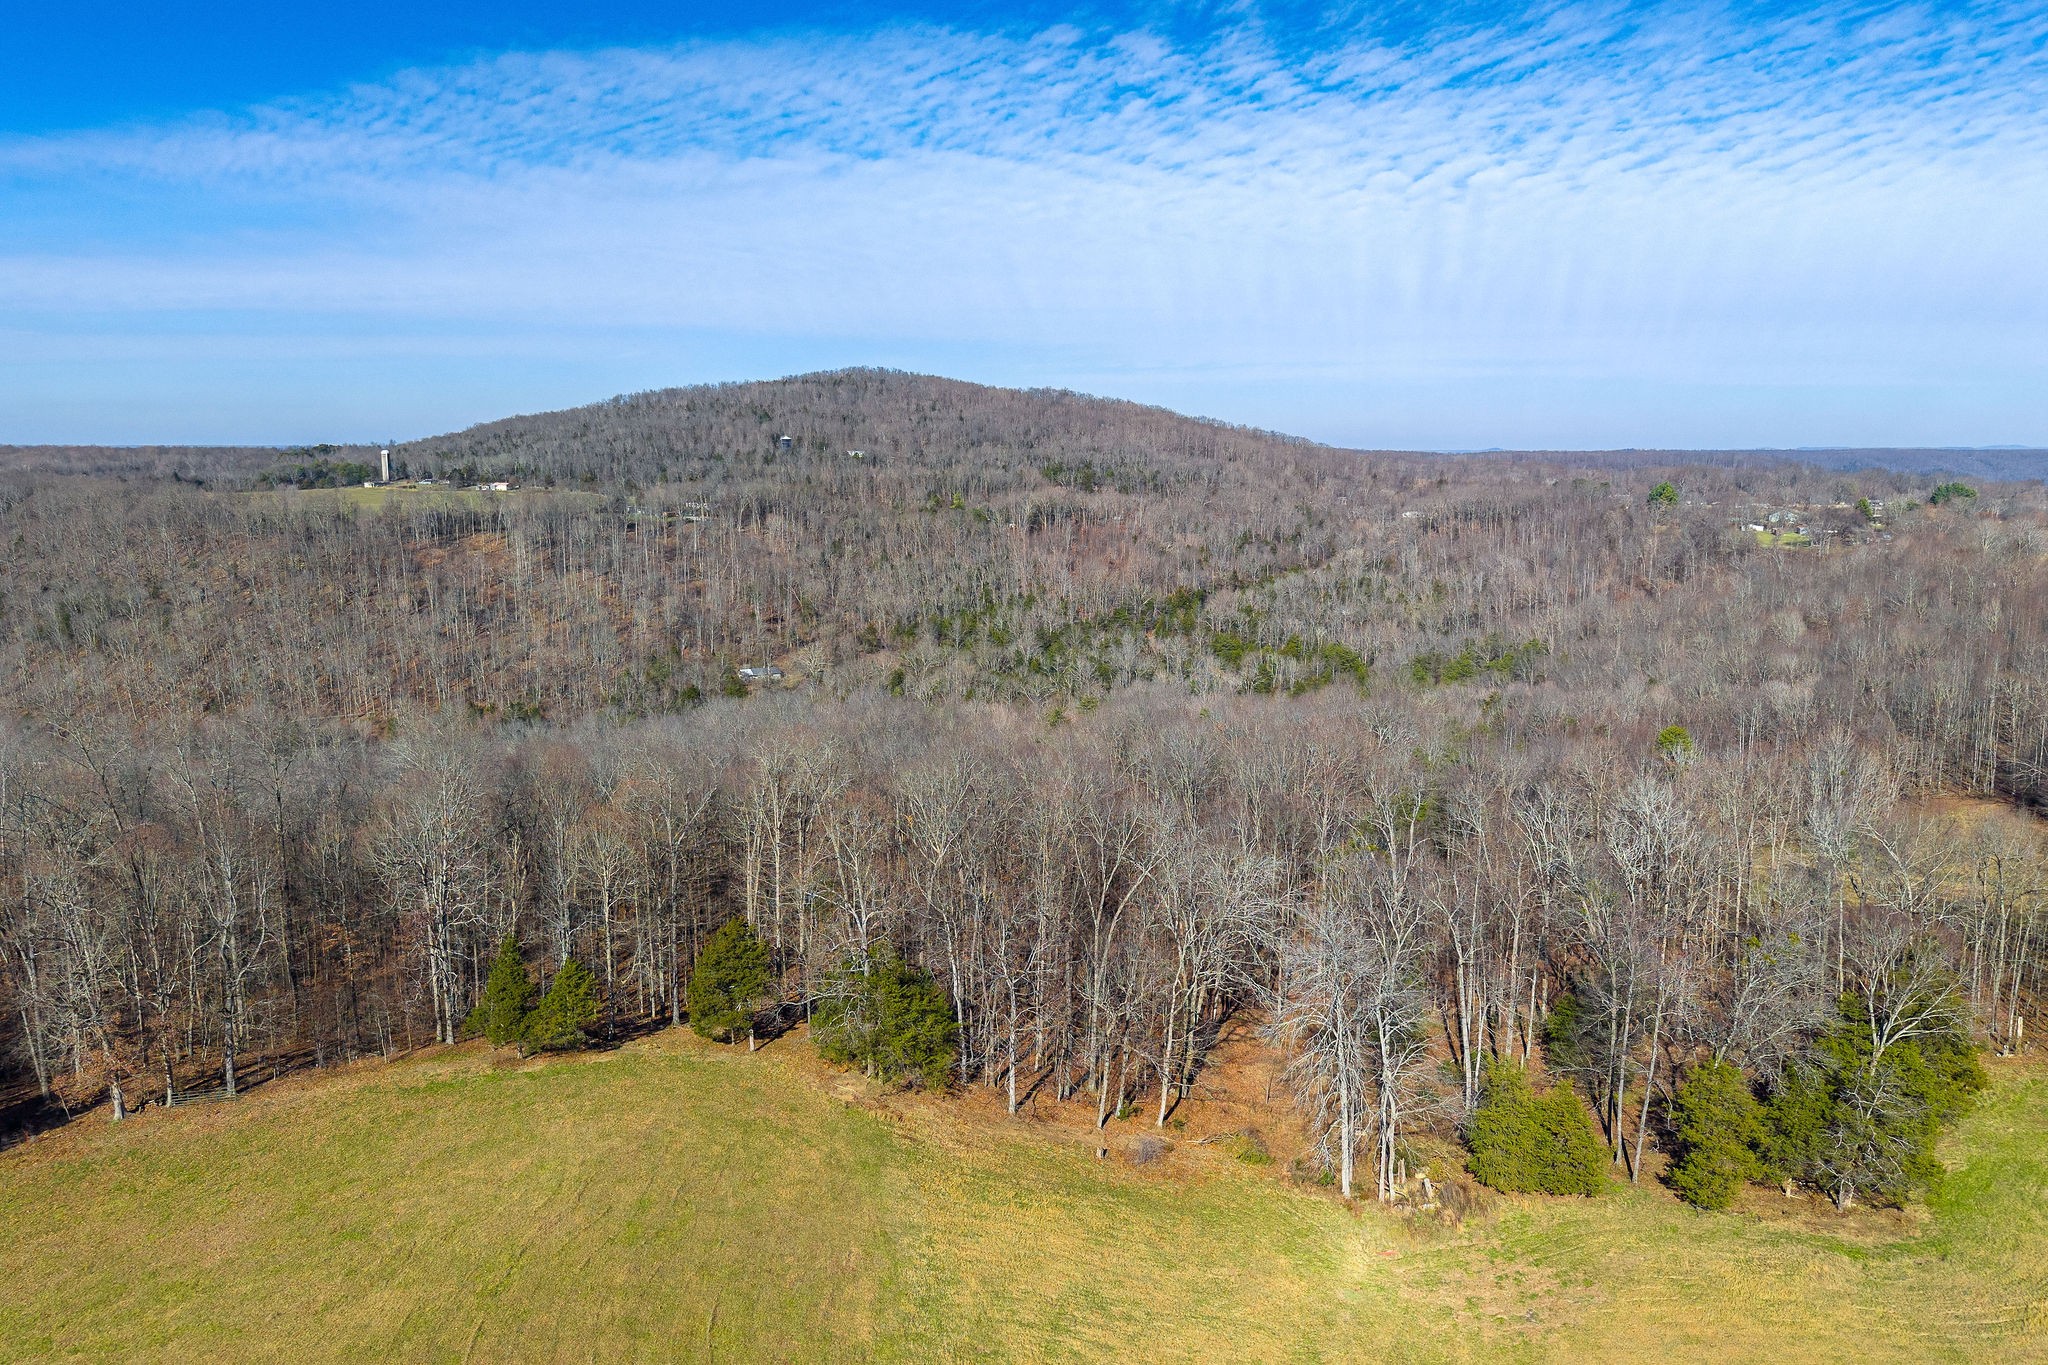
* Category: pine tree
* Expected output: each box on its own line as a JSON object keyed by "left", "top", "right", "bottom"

{"left": 524, "top": 958, "right": 602, "bottom": 1054}
{"left": 1468, "top": 1058, "right": 1605, "bottom": 1196}
{"left": 1467, "top": 1060, "right": 1543, "bottom": 1193}
{"left": 870, "top": 952, "right": 957, "bottom": 1090}
{"left": 1542, "top": 989, "right": 1587, "bottom": 1073}
{"left": 1754, "top": 994, "right": 1988, "bottom": 1209}
{"left": 814, "top": 947, "right": 957, "bottom": 1089}
{"left": 1533, "top": 1083, "right": 1609, "bottom": 1196}
{"left": 687, "top": 919, "right": 772, "bottom": 1044}
{"left": 1668, "top": 1057, "right": 1763, "bottom": 1210}
{"left": 1756, "top": 1059, "right": 1830, "bottom": 1195}
{"left": 467, "top": 933, "right": 536, "bottom": 1047}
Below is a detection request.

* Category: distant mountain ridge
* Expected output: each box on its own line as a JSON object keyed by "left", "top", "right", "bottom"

{"left": 1460, "top": 446, "right": 2048, "bottom": 480}
{"left": 3, "top": 370, "right": 2041, "bottom": 483}
{"left": 391, "top": 369, "right": 1323, "bottom": 491}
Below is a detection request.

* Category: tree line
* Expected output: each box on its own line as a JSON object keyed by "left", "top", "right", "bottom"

{"left": 1, "top": 690, "right": 2037, "bottom": 1209}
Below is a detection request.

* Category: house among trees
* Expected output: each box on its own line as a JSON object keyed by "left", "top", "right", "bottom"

{"left": 736, "top": 665, "right": 784, "bottom": 685}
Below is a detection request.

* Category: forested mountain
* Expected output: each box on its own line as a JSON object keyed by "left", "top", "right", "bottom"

{"left": 2, "top": 371, "right": 2043, "bottom": 1215}
{"left": 395, "top": 369, "right": 1327, "bottom": 490}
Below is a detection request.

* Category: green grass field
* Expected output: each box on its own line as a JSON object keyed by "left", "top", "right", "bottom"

{"left": 3, "top": 1034, "right": 2043, "bottom": 1362}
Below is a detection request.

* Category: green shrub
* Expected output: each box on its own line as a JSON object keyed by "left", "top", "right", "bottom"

{"left": 1668, "top": 1057, "right": 1763, "bottom": 1210}
{"left": 467, "top": 933, "right": 536, "bottom": 1047}
{"left": 1929, "top": 482, "right": 1977, "bottom": 506}
{"left": 524, "top": 958, "right": 602, "bottom": 1054}
{"left": 688, "top": 919, "right": 772, "bottom": 1043}
{"left": 1468, "top": 1059, "right": 1606, "bottom": 1196}
{"left": 1648, "top": 481, "right": 1679, "bottom": 508}
{"left": 813, "top": 947, "right": 957, "bottom": 1090}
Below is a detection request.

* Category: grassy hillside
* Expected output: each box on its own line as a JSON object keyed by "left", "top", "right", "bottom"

{"left": 4, "top": 1035, "right": 2044, "bottom": 1362}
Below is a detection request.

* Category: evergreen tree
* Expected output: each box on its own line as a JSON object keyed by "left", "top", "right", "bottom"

{"left": 1756, "top": 997, "right": 1987, "bottom": 1209}
{"left": 870, "top": 953, "right": 958, "bottom": 1089}
{"left": 1468, "top": 1058, "right": 1606, "bottom": 1196}
{"left": 467, "top": 933, "right": 536, "bottom": 1047}
{"left": 1533, "top": 1081, "right": 1609, "bottom": 1196}
{"left": 524, "top": 958, "right": 602, "bottom": 1054}
{"left": 1542, "top": 989, "right": 1587, "bottom": 1074}
{"left": 1668, "top": 1057, "right": 1763, "bottom": 1210}
{"left": 1756, "top": 1059, "right": 1831, "bottom": 1194}
{"left": 813, "top": 947, "right": 957, "bottom": 1089}
{"left": 687, "top": 918, "right": 772, "bottom": 1044}
{"left": 1468, "top": 1060, "right": 1543, "bottom": 1192}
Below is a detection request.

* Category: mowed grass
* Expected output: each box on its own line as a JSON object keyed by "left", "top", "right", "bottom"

{"left": 3, "top": 1037, "right": 2044, "bottom": 1363}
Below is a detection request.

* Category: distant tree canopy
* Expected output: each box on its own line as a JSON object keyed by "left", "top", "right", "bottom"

{"left": 1930, "top": 482, "right": 1978, "bottom": 505}
{"left": 257, "top": 447, "right": 378, "bottom": 489}
{"left": 1648, "top": 481, "right": 1680, "bottom": 507}
{"left": 1409, "top": 636, "right": 1547, "bottom": 688}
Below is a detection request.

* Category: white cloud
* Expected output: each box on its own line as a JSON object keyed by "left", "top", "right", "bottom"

{"left": 2, "top": 1, "right": 2045, "bottom": 445}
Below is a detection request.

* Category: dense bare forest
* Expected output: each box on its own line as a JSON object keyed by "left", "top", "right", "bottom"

{"left": 4, "top": 370, "right": 2043, "bottom": 1210}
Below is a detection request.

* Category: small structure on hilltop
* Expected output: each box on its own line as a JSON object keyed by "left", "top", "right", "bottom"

{"left": 737, "top": 665, "right": 785, "bottom": 686}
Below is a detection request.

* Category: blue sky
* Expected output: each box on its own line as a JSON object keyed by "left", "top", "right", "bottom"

{"left": 3, "top": 1, "right": 2044, "bottom": 448}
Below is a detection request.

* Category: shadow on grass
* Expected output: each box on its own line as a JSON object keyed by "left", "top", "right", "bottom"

{"left": 0, "top": 1088, "right": 70, "bottom": 1154}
